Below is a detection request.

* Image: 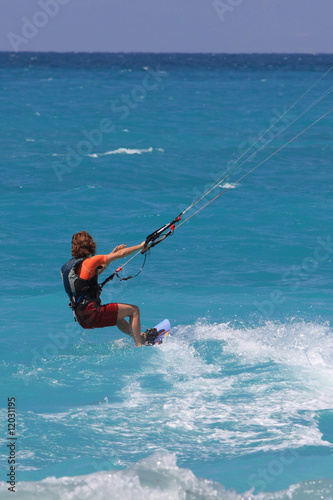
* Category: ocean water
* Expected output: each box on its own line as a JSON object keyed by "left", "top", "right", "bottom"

{"left": 0, "top": 52, "right": 332, "bottom": 499}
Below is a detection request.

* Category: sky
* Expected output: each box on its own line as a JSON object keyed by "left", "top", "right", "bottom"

{"left": 1, "top": 0, "right": 332, "bottom": 53}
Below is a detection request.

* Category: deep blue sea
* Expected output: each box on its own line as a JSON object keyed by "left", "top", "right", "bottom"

{"left": 0, "top": 53, "right": 333, "bottom": 499}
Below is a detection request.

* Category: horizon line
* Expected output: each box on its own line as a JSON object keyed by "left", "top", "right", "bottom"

{"left": 0, "top": 50, "right": 332, "bottom": 56}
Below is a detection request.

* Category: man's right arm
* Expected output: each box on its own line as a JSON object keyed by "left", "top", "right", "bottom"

{"left": 98, "top": 242, "right": 146, "bottom": 273}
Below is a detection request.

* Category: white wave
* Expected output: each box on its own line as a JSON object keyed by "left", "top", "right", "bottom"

{"left": 12, "top": 320, "right": 333, "bottom": 467}
{"left": 201, "top": 320, "right": 333, "bottom": 374}
{"left": 0, "top": 453, "right": 230, "bottom": 500}
{"left": 220, "top": 182, "right": 237, "bottom": 189}
{"left": 7, "top": 320, "right": 333, "bottom": 493}
{"left": 0, "top": 452, "right": 332, "bottom": 499}
{"left": 88, "top": 147, "right": 154, "bottom": 157}
{"left": 129, "top": 320, "right": 333, "bottom": 456}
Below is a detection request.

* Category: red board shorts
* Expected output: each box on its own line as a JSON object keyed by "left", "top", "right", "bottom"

{"left": 76, "top": 302, "right": 119, "bottom": 329}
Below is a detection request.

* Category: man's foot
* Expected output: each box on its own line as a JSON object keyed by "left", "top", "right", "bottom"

{"left": 143, "top": 328, "right": 158, "bottom": 345}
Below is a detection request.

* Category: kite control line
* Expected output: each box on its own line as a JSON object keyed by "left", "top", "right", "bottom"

{"left": 101, "top": 66, "right": 332, "bottom": 288}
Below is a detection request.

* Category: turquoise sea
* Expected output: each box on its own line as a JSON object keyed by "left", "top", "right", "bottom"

{"left": 0, "top": 53, "right": 333, "bottom": 499}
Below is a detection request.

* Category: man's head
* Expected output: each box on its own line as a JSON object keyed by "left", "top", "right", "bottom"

{"left": 71, "top": 231, "right": 96, "bottom": 258}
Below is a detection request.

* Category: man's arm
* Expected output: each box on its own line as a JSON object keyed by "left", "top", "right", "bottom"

{"left": 98, "top": 241, "right": 146, "bottom": 274}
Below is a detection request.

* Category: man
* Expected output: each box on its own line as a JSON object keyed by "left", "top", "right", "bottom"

{"left": 61, "top": 230, "right": 150, "bottom": 346}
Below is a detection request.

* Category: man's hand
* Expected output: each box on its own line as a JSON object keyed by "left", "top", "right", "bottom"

{"left": 111, "top": 244, "right": 127, "bottom": 254}
{"left": 141, "top": 241, "right": 148, "bottom": 254}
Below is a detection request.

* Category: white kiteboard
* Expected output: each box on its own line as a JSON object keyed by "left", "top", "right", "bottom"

{"left": 151, "top": 319, "right": 171, "bottom": 345}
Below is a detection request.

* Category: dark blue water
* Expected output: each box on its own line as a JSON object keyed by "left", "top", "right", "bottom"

{"left": 0, "top": 53, "right": 332, "bottom": 499}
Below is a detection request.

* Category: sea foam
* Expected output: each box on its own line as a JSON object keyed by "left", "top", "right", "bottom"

{"left": 1, "top": 452, "right": 332, "bottom": 500}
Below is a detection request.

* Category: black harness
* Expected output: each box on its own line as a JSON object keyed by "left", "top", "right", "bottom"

{"left": 61, "top": 258, "right": 101, "bottom": 316}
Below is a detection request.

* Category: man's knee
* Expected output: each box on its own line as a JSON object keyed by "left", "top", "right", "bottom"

{"left": 132, "top": 304, "right": 140, "bottom": 316}
{"left": 117, "top": 303, "right": 140, "bottom": 319}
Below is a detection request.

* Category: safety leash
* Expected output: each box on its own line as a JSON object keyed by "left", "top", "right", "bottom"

{"left": 100, "top": 252, "right": 148, "bottom": 288}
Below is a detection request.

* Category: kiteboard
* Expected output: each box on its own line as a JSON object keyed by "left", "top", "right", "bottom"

{"left": 145, "top": 318, "right": 171, "bottom": 345}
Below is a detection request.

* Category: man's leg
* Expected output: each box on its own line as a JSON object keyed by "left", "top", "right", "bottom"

{"left": 116, "top": 303, "right": 144, "bottom": 346}
{"left": 117, "top": 318, "right": 132, "bottom": 337}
